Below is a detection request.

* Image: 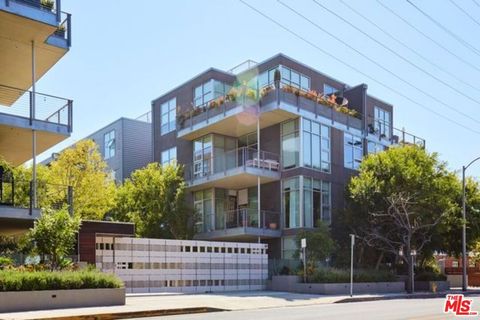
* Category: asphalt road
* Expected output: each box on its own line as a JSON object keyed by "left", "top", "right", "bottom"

{"left": 133, "top": 297, "right": 480, "bottom": 320}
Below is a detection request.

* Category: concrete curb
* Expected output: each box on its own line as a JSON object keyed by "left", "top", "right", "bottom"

{"left": 29, "top": 307, "right": 226, "bottom": 320}
{"left": 335, "top": 291, "right": 480, "bottom": 304}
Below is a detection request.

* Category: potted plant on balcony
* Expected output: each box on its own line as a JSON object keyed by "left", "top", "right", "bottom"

{"left": 54, "top": 25, "right": 66, "bottom": 37}
{"left": 40, "top": 0, "right": 54, "bottom": 11}
{"left": 269, "top": 222, "right": 278, "bottom": 230}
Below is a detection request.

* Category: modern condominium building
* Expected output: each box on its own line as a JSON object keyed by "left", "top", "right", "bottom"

{"left": 0, "top": 0, "right": 72, "bottom": 235}
{"left": 41, "top": 115, "right": 152, "bottom": 183}
{"left": 151, "top": 54, "right": 424, "bottom": 259}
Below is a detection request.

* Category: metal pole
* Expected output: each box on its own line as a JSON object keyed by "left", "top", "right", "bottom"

{"left": 257, "top": 113, "right": 261, "bottom": 228}
{"left": 303, "top": 246, "right": 307, "bottom": 284}
{"left": 462, "top": 165, "right": 468, "bottom": 291}
{"left": 350, "top": 234, "right": 355, "bottom": 297}
{"left": 411, "top": 253, "right": 415, "bottom": 294}
{"left": 31, "top": 40, "right": 37, "bottom": 210}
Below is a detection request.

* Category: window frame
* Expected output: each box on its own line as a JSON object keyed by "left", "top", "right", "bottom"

{"left": 344, "top": 132, "right": 363, "bottom": 170}
{"left": 160, "top": 97, "right": 176, "bottom": 135}
{"left": 104, "top": 130, "right": 116, "bottom": 160}
{"left": 161, "top": 147, "right": 177, "bottom": 166}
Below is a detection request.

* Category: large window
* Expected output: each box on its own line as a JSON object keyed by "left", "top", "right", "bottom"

{"left": 194, "top": 189, "right": 213, "bottom": 233}
{"left": 303, "top": 178, "right": 332, "bottom": 227}
{"left": 193, "top": 135, "right": 213, "bottom": 178}
{"left": 281, "top": 119, "right": 300, "bottom": 169}
{"left": 283, "top": 177, "right": 300, "bottom": 228}
{"left": 104, "top": 130, "right": 115, "bottom": 160}
{"left": 374, "top": 106, "right": 391, "bottom": 139}
{"left": 367, "top": 141, "right": 386, "bottom": 155}
{"left": 161, "top": 147, "right": 177, "bottom": 165}
{"left": 281, "top": 66, "right": 310, "bottom": 91}
{"left": 258, "top": 68, "right": 278, "bottom": 89}
{"left": 344, "top": 133, "right": 363, "bottom": 170}
{"left": 194, "top": 80, "right": 231, "bottom": 108}
{"left": 160, "top": 98, "right": 176, "bottom": 135}
{"left": 303, "top": 118, "right": 330, "bottom": 172}
{"left": 323, "top": 84, "right": 338, "bottom": 95}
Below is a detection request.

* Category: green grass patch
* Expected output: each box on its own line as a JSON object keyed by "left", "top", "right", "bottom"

{"left": 0, "top": 269, "right": 123, "bottom": 291}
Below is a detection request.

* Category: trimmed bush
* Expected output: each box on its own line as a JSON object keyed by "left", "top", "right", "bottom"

{"left": 309, "top": 268, "right": 397, "bottom": 283}
{"left": 0, "top": 269, "right": 123, "bottom": 291}
{"left": 415, "top": 271, "right": 447, "bottom": 281}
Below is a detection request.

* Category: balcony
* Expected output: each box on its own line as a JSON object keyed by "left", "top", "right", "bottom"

{"left": 194, "top": 209, "right": 281, "bottom": 241}
{"left": 0, "top": 0, "right": 72, "bottom": 92}
{"left": 366, "top": 115, "right": 425, "bottom": 148}
{"left": 0, "top": 175, "right": 73, "bottom": 234}
{"left": 0, "top": 84, "right": 72, "bottom": 165}
{"left": 177, "top": 82, "right": 364, "bottom": 140}
{"left": 185, "top": 147, "right": 281, "bottom": 191}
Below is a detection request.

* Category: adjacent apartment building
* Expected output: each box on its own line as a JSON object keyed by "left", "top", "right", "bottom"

{"left": 151, "top": 54, "right": 425, "bottom": 259}
{"left": 0, "top": 0, "right": 72, "bottom": 235}
{"left": 41, "top": 115, "right": 152, "bottom": 183}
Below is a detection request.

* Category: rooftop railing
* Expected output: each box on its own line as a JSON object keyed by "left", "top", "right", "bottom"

{"left": 0, "top": 84, "right": 73, "bottom": 132}
{"left": 366, "top": 115, "right": 425, "bottom": 148}
{"left": 184, "top": 147, "right": 280, "bottom": 184}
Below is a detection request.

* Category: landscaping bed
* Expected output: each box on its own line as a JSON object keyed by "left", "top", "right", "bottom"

{"left": 0, "top": 269, "right": 125, "bottom": 312}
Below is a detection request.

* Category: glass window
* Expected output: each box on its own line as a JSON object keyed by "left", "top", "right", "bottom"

{"left": 344, "top": 133, "right": 363, "bottom": 170}
{"left": 374, "top": 106, "right": 391, "bottom": 139}
{"left": 194, "top": 80, "right": 230, "bottom": 108}
{"left": 323, "top": 84, "right": 338, "bottom": 95}
{"left": 161, "top": 147, "right": 177, "bottom": 166}
{"left": 282, "top": 236, "right": 297, "bottom": 259}
{"left": 304, "top": 178, "right": 332, "bottom": 227}
{"left": 283, "top": 177, "right": 300, "bottom": 228}
{"left": 367, "top": 141, "right": 386, "bottom": 154}
{"left": 193, "top": 135, "right": 213, "bottom": 178}
{"left": 104, "top": 130, "right": 115, "bottom": 159}
{"left": 160, "top": 98, "right": 176, "bottom": 135}
{"left": 281, "top": 66, "right": 310, "bottom": 90}
{"left": 194, "top": 189, "right": 213, "bottom": 233}
{"left": 282, "top": 119, "right": 300, "bottom": 169}
{"left": 303, "top": 118, "right": 331, "bottom": 172}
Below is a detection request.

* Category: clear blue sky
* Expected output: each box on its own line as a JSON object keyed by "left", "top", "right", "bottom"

{"left": 37, "top": 0, "right": 480, "bottom": 177}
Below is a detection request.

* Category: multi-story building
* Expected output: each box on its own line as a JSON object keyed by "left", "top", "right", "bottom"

{"left": 41, "top": 115, "right": 152, "bottom": 183}
{"left": 0, "top": 0, "right": 72, "bottom": 235}
{"left": 152, "top": 54, "right": 424, "bottom": 259}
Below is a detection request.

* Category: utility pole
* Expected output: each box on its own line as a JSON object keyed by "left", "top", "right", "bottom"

{"left": 350, "top": 234, "right": 355, "bottom": 297}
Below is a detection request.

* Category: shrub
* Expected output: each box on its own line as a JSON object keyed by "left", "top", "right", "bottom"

{"left": 0, "top": 257, "right": 13, "bottom": 269}
{"left": 309, "top": 268, "right": 396, "bottom": 283}
{"left": 415, "top": 271, "right": 447, "bottom": 281}
{"left": 0, "top": 269, "right": 123, "bottom": 291}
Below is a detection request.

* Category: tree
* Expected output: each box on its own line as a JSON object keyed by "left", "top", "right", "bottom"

{"left": 347, "top": 145, "right": 458, "bottom": 292}
{"left": 114, "top": 163, "right": 193, "bottom": 239}
{"left": 295, "top": 221, "right": 336, "bottom": 264}
{"left": 28, "top": 207, "right": 81, "bottom": 270}
{"left": 47, "top": 140, "right": 116, "bottom": 219}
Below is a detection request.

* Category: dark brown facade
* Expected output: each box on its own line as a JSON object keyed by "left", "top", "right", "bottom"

{"left": 77, "top": 220, "right": 135, "bottom": 264}
{"left": 151, "top": 53, "right": 423, "bottom": 258}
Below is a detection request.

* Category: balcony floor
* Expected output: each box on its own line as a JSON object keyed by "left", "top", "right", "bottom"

{"left": 194, "top": 227, "right": 281, "bottom": 242}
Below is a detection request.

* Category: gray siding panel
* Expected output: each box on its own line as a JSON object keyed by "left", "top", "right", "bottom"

{"left": 121, "top": 118, "right": 152, "bottom": 180}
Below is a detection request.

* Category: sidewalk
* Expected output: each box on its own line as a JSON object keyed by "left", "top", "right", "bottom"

{"left": 0, "top": 290, "right": 478, "bottom": 320}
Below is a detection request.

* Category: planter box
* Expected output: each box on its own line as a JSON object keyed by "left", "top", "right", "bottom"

{"left": 0, "top": 287, "right": 125, "bottom": 313}
{"left": 271, "top": 275, "right": 405, "bottom": 294}
{"left": 414, "top": 281, "right": 450, "bottom": 292}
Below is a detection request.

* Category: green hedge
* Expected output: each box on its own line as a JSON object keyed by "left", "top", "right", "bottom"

{"left": 309, "top": 268, "right": 397, "bottom": 283}
{"left": 0, "top": 269, "right": 123, "bottom": 291}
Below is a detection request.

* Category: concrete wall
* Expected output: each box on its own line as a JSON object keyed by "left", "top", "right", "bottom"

{"left": 96, "top": 236, "right": 268, "bottom": 293}
{"left": 0, "top": 288, "right": 125, "bottom": 313}
{"left": 271, "top": 275, "right": 405, "bottom": 295}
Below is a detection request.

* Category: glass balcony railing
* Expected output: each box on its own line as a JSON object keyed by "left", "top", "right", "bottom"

{"left": 195, "top": 209, "right": 280, "bottom": 234}
{"left": 184, "top": 147, "right": 280, "bottom": 184}
{"left": 0, "top": 84, "right": 73, "bottom": 131}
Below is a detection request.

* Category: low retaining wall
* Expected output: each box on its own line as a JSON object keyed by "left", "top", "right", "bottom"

{"left": 271, "top": 275, "right": 405, "bottom": 295}
{"left": 414, "top": 281, "right": 450, "bottom": 292}
{"left": 0, "top": 288, "right": 125, "bottom": 313}
{"left": 446, "top": 275, "right": 463, "bottom": 288}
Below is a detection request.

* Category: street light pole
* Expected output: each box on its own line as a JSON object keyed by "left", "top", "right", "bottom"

{"left": 350, "top": 234, "right": 355, "bottom": 297}
{"left": 462, "top": 165, "right": 467, "bottom": 292}
{"left": 461, "top": 156, "right": 480, "bottom": 292}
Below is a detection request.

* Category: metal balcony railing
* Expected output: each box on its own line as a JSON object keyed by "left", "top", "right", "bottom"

{"left": 366, "top": 115, "right": 425, "bottom": 148}
{"left": 3, "top": 0, "right": 72, "bottom": 46}
{"left": 196, "top": 209, "right": 280, "bottom": 234}
{"left": 0, "top": 84, "right": 73, "bottom": 132}
{"left": 185, "top": 147, "right": 280, "bottom": 183}
{"left": 0, "top": 176, "right": 73, "bottom": 214}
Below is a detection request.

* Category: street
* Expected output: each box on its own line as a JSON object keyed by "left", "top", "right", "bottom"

{"left": 135, "top": 297, "right": 480, "bottom": 320}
